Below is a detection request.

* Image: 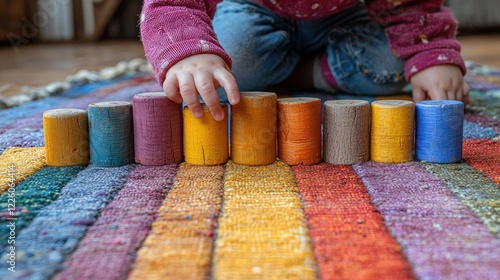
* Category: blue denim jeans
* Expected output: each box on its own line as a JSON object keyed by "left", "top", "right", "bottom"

{"left": 212, "top": 0, "right": 407, "bottom": 101}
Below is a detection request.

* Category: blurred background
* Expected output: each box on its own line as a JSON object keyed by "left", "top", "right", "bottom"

{"left": 0, "top": 0, "right": 499, "bottom": 99}
{"left": 0, "top": 0, "right": 141, "bottom": 42}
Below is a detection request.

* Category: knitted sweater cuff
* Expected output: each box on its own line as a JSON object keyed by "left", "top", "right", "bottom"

{"left": 405, "top": 49, "right": 466, "bottom": 81}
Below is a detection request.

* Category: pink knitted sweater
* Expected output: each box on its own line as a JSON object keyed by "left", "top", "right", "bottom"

{"left": 140, "top": 0, "right": 466, "bottom": 85}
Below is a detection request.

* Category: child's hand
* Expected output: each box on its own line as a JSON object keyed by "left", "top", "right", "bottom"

{"left": 410, "top": 65, "right": 469, "bottom": 104}
{"left": 163, "top": 54, "right": 240, "bottom": 121}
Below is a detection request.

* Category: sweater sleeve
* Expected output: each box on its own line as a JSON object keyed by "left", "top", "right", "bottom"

{"left": 365, "top": 0, "right": 466, "bottom": 81}
{"left": 140, "top": 0, "right": 232, "bottom": 85}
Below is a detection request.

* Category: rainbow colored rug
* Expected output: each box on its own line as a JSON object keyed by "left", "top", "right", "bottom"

{"left": 0, "top": 63, "right": 499, "bottom": 280}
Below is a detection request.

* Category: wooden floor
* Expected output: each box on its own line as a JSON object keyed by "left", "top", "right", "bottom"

{"left": 459, "top": 34, "right": 500, "bottom": 68}
{"left": 0, "top": 34, "right": 499, "bottom": 98}
{"left": 0, "top": 40, "right": 145, "bottom": 97}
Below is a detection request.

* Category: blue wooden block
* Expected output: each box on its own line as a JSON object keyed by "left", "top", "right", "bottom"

{"left": 416, "top": 100, "right": 464, "bottom": 163}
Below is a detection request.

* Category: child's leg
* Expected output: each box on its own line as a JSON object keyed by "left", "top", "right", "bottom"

{"left": 284, "top": 4, "right": 407, "bottom": 95}
{"left": 320, "top": 6, "right": 407, "bottom": 95}
{"left": 212, "top": 0, "right": 300, "bottom": 97}
{"left": 213, "top": 1, "right": 406, "bottom": 98}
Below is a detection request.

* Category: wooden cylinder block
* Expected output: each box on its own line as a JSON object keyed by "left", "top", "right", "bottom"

{"left": 88, "top": 101, "right": 134, "bottom": 167}
{"left": 184, "top": 104, "right": 229, "bottom": 165}
{"left": 323, "top": 100, "right": 370, "bottom": 165}
{"left": 43, "top": 108, "right": 89, "bottom": 166}
{"left": 133, "top": 92, "right": 183, "bottom": 165}
{"left": 278, "top": 97, "right": 321, "bottom": 166}
{"left": 371, "top": 100, "right": 415, "bottom": 163}
{"left": 416, "top": 100, "right": 464, "bottom": 163}
{"left": 231, "top": 91, "right": 277, "bottom": 166}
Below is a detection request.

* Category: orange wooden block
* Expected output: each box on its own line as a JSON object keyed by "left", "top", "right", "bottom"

{"left": 278, "top": 97, "right": 322, "bottom": 166}
{"left": 231, "top": 92, "right": 277, "bottom": 166}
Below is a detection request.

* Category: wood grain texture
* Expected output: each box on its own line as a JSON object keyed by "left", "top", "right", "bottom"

{"left": 323, "top": 100, "right": 370, "bottom": 165}
{"left": 88, "top": 101, "right": 133, "bottom": 167}
{"left": 371, "top": 100, "right": 415, "bottom": 163}
{"left": 132, "top": 92, "right": 183, "bottom": 165}
{"left": 278, "top": 97, "right": 321, "bottom": 166}
{"left": 183, "top": 104, "right": 228, "bottom": 165}
{"left": 43, "top": 108, "right": 89, "bottom": 166}
{"left": 231, "top": 92, "right": 277, "bottom": 166}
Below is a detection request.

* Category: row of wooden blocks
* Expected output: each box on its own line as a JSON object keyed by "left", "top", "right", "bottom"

{"left": 43, "top": 91, "right": 464, "bottom": 167}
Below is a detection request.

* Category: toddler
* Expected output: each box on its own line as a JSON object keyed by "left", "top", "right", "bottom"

{"left": 140, "top": 0, "right": 469, "bottom": 121}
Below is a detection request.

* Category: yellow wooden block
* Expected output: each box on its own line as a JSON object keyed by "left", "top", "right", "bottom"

{"left": 231, "top": 92, "right": 277, "bottom": 166}
{"left": 183, "top": 104, "right": 229, "bottom": 165}
{"left": 371, "top": 100, "right": 415, "bottom": 163}
{"left": 43, "top": 108, "right": 89, "bottom": 166}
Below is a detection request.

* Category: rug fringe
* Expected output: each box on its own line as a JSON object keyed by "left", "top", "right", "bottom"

{"left": 0, "top": 58, "right": 153, "bottom": 109}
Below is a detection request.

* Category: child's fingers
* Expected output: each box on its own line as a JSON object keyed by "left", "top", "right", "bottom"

{"left": 178, "top": 73, "right": 204, "bottom": 118}
{"left": 194, "top": 72, "right": 225, "bottom": 121}
{"left": 427, "top": 87, "right": 447, "bottom": 100}
{"left": 163, "top": 75, "right": 183, "bottom": 103}
{"left": 446, "top": 89, "right": 458, "bottom": 101}
{"left": 463, "top": 82, "right": 470, "bottom": 104}
{"left": 412, "top": 87, "right": 427, "bottom": 103}
{"left": 214, "top": 68, "right": 240, "bottom": 105}
{"left": 446, "top": 83, "right": 467, "bottom": 102}
{"left": 446, "top": 77, "right": 465, "bottom": 101}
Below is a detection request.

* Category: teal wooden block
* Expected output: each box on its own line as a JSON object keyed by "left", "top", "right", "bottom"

{"left": 88, "top": 101, "right": 134, "bottom": 167}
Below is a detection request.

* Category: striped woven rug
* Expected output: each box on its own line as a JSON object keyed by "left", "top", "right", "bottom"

{"left": 0, "top": 63, "right": 499, "bottom": 280}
